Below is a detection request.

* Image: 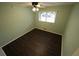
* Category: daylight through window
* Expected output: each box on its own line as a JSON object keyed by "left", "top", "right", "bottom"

{"left": 39, "top": 11, "right": 56, "bottom": 23}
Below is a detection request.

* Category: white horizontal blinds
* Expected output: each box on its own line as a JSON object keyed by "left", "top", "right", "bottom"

{"left": 39, "top": 11, "right": 56, "bottom": 23}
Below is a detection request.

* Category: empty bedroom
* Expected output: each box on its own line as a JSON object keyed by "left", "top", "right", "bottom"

{"left": 0, "top": 2, "right": 79, "bottom": 56}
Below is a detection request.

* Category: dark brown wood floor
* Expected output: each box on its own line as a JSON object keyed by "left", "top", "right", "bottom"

{"left": 2, "top": 28, "right": 62, "bottom": 56}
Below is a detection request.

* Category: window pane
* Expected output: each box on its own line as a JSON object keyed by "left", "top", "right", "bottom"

{"left": 46, "top": 12, "right": 56, "bottom": 23}
{"left": 39, "top": 11, "right": 56, "bottom": 23}
{"left": 39, "top": 12, "right": 46, "bottom": 21}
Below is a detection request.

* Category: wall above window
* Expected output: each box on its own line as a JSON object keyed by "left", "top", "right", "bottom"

{"left": 35, "top": 5, "right": 73, "bottom": 35}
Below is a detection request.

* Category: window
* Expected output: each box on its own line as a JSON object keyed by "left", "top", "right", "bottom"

{"left": 39, "top": 11, "right": 56, "bottom": 23}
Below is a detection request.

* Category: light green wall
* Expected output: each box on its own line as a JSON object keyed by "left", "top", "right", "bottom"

{"left": 35, "top": 5, "right": 73, "bottom": 35}
{"left": 0, "top": 3, "right": 35, "bottom": 47}
{"left": 63, "top": 3, "right": 79, "bottom": 55}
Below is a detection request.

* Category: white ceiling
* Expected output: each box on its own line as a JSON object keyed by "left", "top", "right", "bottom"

{"left": 13, "top": 2, "right": 75, "bottom": 7}
{"left": 39, "top": 2, "right": 75, "bottom": 6}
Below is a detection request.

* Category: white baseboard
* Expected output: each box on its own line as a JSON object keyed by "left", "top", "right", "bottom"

{"left": 1, "top": 28, "right": 34, "bottom": 48}
{"left": 61, "top": 36, "right": 64, "bottom": 56}
{"left": 35, "top": 27, "right": 63, "bottom": 36}
{"left": 1, "top": 27, "right": 63, "bottom": 56}
{"left": 0, "top": 47, "right": 6, "bottom": 56}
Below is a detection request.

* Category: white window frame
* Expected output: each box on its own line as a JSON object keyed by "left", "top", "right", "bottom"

{"left": 39, "top": 11, "right": 56, "bottom": 23}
